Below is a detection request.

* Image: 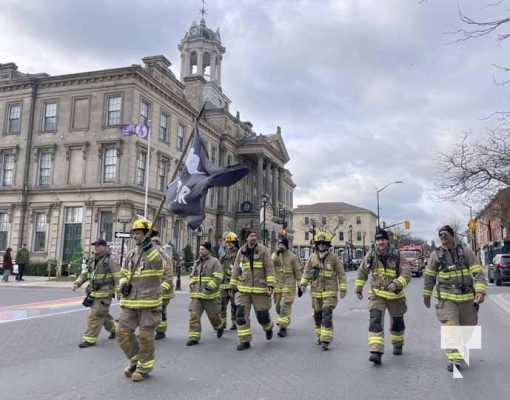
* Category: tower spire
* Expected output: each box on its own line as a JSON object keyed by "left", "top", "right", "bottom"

{"left": 199, "top": 0, "right": 207, "bottom": 24}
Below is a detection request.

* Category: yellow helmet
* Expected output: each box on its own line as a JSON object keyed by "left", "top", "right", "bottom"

{"left": 131, "top": 219, "right": 158, "bottom": 237}
{"left": 314, "top": 231, "right": 332, "bottom": 244}
{"left": 224, "top": 232, "right": 238, "bottom": 243}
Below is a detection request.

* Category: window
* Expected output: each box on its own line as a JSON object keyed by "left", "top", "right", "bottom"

{"left": 66, "top": 207, "right": 83, "bottom": 223}
{"left": 34, "top": 212, "right": 47, "bottom": 251}
{"left": 107, "top": 96, "right": 122, "bottom": 126}
{"left": 304, "top": 217, "right": 309, "bottom": 225}
{"left": 356, "top": 216, "right": 361, "bottom": 224}
{"left": 159, "top": 113, "right": 168, "bottom": 142}
{"left": 43, "top": 102, "right": 57, "bottom": 131}
{"left": 7, "top": 103, "right": 21, "bottom": 133}
{"left": 158, "top": 158, "right": 167, "bottom": 191}
{"left": 38, "top": 152, "right": 52, "bottom": 185}
{"left": 0, "top": 213, "right": 7, "bottom": 250}
{"left": 1, "top": 154, "right": 14, "bottom": 186}
{"left": 140, "top": 101, "right": 150, "bottom": 126}
{"left": 136, "top": 151, "right": 147, "bottom": 186}
{"left": 338, "top": 216, "right": 344, "bottom": 225}
{"left": 211, "top": 146, "right": 217, "bottom": 165}
{"left": 177, "top": 123, "right": 185, "bottom": 150}
{"left": 305, "top": 232, "right": 309, "bottom": 241}
{"left": 100, "top": 212, "right": 113, "bottom": 242}
{"left": 339, "top": 232, "right": 344, "bottom": 241}
{"left": 103, "top": 148, "right": 117, "bottom": 182}
{"left": 322, "top": 216, "right": 327, "bottom": 225}
{"left": 357, "top": 231, "right": 362, "bottom": 241}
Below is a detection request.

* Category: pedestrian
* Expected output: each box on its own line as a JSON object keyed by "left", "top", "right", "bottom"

{"left": 15, "top": 243, "right": 29, "bottom": 281}
{"left": 423, "top": 225, "right": 487, "bottom": 372}
{"left": 117, "top": 219, "right": 165, "bottom": 382}
{"left": 186, "top": 242, "right": 224, "bottom": 346}
{"left": 2, "top": 247, "right": 13, "bottom": 282}
{"left": 272, "top": 236, "right": 302, "bottom": 337}
{"left": 151, "top": 237, "right": 175, "bottom": 340}
{"left": 300, "top": 231, "right": 347, "bottom": 350}
{"left": 230, "top": 229, "right": 275, "bottom": 351}
{"left": 219, "top": 232, "right": 239, "bottom": 330}
{"left": 355, "top": 229, "right": 411, "bottom": 365}
{"left": 73, "top": 239, "right": 120, "bottom": 348}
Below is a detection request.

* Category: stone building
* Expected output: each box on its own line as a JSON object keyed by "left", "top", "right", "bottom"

{"left": 0, "top": 16, "right": 294, "bottom": 264}
{"left": 292, "top": 202, "right": 376, "bottom": 262}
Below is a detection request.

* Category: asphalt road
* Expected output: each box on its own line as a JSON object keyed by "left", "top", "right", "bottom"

{"left": 1, "top": 273, "right": 509, "bottom": 400}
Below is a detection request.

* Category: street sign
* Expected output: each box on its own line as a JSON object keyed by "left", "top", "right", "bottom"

{"left": 115, "top": 231, "right": 131, "bottom": 239}
{"left": 118, "top": 218, "right": 132, "bottom": 223}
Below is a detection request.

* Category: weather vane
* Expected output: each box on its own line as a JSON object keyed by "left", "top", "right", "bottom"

{"left": 199, "top": 0, "right": 207, "bottom": 20}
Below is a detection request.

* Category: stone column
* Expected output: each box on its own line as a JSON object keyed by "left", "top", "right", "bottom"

{"left": 278, "top": 168, "right": 284, "bottom": 205}
{"left": 197, "top": 50, "right": 203, "bottom": 76}
{"left": 265, "top": 160, "right": 271, "bottom": 196}
{"left": 272, "top": 166, "right": 278, "bottom": 209}
{"left": 257, "top": 154, "right": 264, "bottom": 200}
{"left": 210, "top": 55, "right": 216, "bottom": 82}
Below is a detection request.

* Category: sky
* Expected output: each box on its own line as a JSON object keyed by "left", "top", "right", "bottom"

{"left": 1, "top": 0, "right": 508, "bottom": 242}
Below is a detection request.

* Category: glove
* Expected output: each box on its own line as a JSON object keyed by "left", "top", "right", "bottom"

{"left": 297, "top": 286, "right": 303, "bottom": 297}
{"left": 139, "top": 237, "right": 152, "bottom": 252}
{"left": 340, "top": 291, "right": 346, "bottom": 299}
{"left": 116, "top": 292, "right": 122, "bottom": 300}
{"left": 424, "top": 297, "right": 431, "bottom": 309}
{"left": 229, "top": 288, "right": 237, "bottom": 298}
{"left": 387, "top": 282, "right": 398, "bottom": 293}
{"left": 72, "top": 284, "right": 77, "bottom": 292}
{"left": 120, "top": 283, "right": 132, "bottom": 296}
{"left": 356, "top": 291, "right": 363, "bottom": 300}
{"left": 267, "top": 286, "right": 274, "bottom": 296}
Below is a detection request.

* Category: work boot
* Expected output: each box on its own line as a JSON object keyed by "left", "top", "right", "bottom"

{"left": 186, "top": 339, "right": 199, "bottom": 346}
{"left": 447, "top": 362, "right": 461, "bottom": 372}
{"left": 321, "top": 341, "right": 330, "bottom": 351}
{"left": 155, "top": 332, "right": 166, "bottom": 340}
{"left": 277, "top": 328, "right": 287, "bottom": 337}
{"left": 216, "top": 329, "right": 224, "bottom": 338}
{"left": 317, "top": 339, "right": 322, "bottom": 345}
{"left": 393, "top": 346, "right": 403, "bottom": 355}
{"left": 369, "top": 352, "right": 382, "bottom": 365}
{"left": 124, "top": 365, "right": 137, "bottom": 378}
{"left": 108, "top": 331, "right": 116, "bottom": 340}
{"left": 237, "top": 342, "right": 251, "bottom": 351}
{"left": 78, "top": 341, "right": 95, "bottom": 348}
{"left": 230, "top": 324, "right": 237, "bottom": 330}
{"left": 265, "top": 329, "right": 273, "bottom": 340}
{"left": 132, "top": 371, "right": 149, "bottom": 382}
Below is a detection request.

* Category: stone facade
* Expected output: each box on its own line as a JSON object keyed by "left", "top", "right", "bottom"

{"left": 0, "top": 18, "right": 294, "bottom": 264}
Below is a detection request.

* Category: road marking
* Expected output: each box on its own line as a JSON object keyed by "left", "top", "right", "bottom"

{"left": 490, "top": 294, "right": 510, "bottom": 315}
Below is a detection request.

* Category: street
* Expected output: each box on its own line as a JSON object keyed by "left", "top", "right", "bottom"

{"left": 1, "top": 272, "right": 509, "bottom": 400}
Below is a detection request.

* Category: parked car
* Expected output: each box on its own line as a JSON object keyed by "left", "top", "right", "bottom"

{"left": 488, "top": 254, "right": 510, "bottom": 286}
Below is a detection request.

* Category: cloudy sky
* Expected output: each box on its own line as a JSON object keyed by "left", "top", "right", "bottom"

{"left": 1, "top": 0, "right": 507, "bottom": 242}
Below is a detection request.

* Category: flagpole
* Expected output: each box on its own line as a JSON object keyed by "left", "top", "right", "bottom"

{"left": 144, "top": 121, "right": 151, "bottom": 218}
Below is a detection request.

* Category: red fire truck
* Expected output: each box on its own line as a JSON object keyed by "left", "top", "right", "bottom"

{"left": 399, "top": 244, "right": 425, "bottom": 277}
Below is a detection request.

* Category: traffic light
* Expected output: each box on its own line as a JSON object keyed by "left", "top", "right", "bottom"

{"left": 404, "top": 220, "right": 411, "bottom": 230}
{"left": 468, "top": 219, "right": 476, "bottom": 232}
{"left": 382, "top": 221, "right": 387, "bottom": 228}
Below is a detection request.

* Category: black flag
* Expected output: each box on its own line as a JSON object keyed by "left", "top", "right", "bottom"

{"left": 165, "top": 125, "right": 249, "bottom": 229}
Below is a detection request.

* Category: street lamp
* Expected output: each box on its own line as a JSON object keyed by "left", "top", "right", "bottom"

{"left": 261, "top": 193, "right": 269, "bottom": 246}
{"left": 376, "top": 181, "right": 403, "bottom": 229}
{"left": 362, "top": 231, "right": 366, "bottom": 255}
{"left": 348, "top": 224, "right": 353, "bottom": 269}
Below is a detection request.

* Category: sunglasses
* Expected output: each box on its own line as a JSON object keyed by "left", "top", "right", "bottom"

{"left": 438, "top": 233, "right": 451, "bottom": 238}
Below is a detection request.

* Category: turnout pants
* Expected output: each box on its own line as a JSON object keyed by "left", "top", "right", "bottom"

{"left": 435, "top": 300, "right": 478, "bottom": 364}
{"left": 220, "top": 288, "right": 237, "bottom": 329}
{"left": 368, "top": 296, "right": 407, "bottom": 354}
{"left": 117, "top": 308, "right": 161, "bottom": 374}
{"left": 274, "top": 290, "right": 295, "bottom": 329}
{"left": 156, "top": 298, "right": 171, "bottom": 334}
{"left": 235, "top": 292, "right": 273, "bottom": 343}
{"left": 188, "top": 298, "right": 223, "bottom": 341}
{"left": 83, "top": 297, "right": 116, "bottom": 344}
{"left": 312, "top": 296, "right": 338, "bottom": 343}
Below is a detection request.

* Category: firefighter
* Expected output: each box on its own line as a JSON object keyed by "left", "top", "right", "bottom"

{"left": 73, "top": 239, "right": 120, "bottom": 348}
{"left": 230, "top": 229, "right": 275, "bottom": 351}
{"left": 272, "top": 237, "right": 301, "bottom": 337}
{"left": 300, "top": 231, "right": 347, "bottom": 350}
{"left": 186, "top": 242, "right": 224, "bottom": 345}
{"left": 151, "top": 237, "right": 175, "bottom": 340}
{"left": 423, "top": 225, "right": 487, "bottom": 372}
{"left": 355, "top": 229, "right": 411, "bottom": 365}
{"left": 220, "top": 232, "right": 239, "bottom": 330}
{"left": 116, "top": 219, "right": 165, "bottom": 382}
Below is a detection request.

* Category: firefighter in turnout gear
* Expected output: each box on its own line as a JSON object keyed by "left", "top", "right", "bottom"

{"left": 186, "top": 242, "right": 224, "bottom": 345}
{"left": 220, "top": 232, "right": 239, "bottom": 330}
{"left": 230, "top": 229, "right": 275, "bottom": 351}
{"left": 73, "top": 239, "right": 120, "bottom": 348}
{"left": 273, "top": 237, "right": 302, "bottom": 337}
{"left": 300, "top": 231, "right": 347, "bottom": 350}
{"left": 151, "top": 237, "right": 175, "bottom": 340}
{"left": 423, "top": 225, "right": 487, "bottom": 372}
{"left": 355, "top": 229, "right": 411, "bottom": 365}
{"left": 116, "top": 219, "right": 165, "bottom": 382}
